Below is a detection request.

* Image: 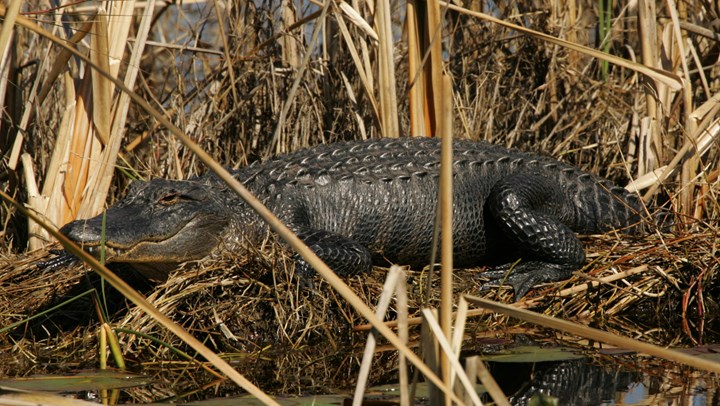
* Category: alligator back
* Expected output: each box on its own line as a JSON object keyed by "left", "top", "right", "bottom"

{"left": 237, "top": 138, "right": 643, "bottom": 260}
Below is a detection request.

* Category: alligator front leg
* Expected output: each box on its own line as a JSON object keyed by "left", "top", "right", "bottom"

{"left": 483, "top": 174, "right": 586, "bottom": 298}
{"left": 294, "top": 229, "right": 373, "bottom": 278}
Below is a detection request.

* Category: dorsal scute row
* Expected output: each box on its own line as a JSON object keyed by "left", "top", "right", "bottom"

{"left": 230, "top": 138, "right": 616, "bottom": 193}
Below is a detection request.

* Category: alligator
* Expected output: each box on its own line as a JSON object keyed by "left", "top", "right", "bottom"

{"left": 58, "top": 137, "right": 651, "bottom": 298}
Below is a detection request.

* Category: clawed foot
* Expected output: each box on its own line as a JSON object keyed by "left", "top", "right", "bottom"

{"left": 480, "top": 261, "right": 576, "bottom": 300}
{"left": 35, "top": 250, "right": 79, "bottom": 271}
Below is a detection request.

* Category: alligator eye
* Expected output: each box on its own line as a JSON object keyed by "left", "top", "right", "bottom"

{"left": 158, "top": 193, "right": 180, "bottom": 206}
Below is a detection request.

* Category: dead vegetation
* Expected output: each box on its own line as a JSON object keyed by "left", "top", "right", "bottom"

{"left": 2, "top": 0, "right": 720, "bottom": 402}
{"left": 1, "top": 229, "right": 719, "bottom": 398}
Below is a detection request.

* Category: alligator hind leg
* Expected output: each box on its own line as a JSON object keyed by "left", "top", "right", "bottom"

{"left": 482, "top": 174, "right": 586, "bottom": 298}
{"left": 294, "top": 229, "right": 374, "bottom": 278}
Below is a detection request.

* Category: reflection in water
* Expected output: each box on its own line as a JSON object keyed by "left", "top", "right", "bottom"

{"left": 489, "top": 359, "right": 634, "bottom": 405}
{"left": 486, "top": 358, "right": 711, "bottom": 405}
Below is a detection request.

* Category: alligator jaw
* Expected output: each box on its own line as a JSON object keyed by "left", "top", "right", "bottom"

{"left": 61, "top": 215, "right": 223, "bottom": 265}
{"left": 69, "top": 239, "right": 187, "bottom": 264}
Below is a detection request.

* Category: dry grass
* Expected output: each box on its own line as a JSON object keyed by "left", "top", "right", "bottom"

{"left": 2, "top": 0, "right": 720, "bottom": 401}
{"left": 1, "top": 227, "right": 718, "bottom": 398}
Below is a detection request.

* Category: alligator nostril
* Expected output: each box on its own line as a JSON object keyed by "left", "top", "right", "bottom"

{"left": 59, "top": 223, "right": 77, "bottom": 241}
{"left": 59, "top": 220, "right": 101, "bottom": 244}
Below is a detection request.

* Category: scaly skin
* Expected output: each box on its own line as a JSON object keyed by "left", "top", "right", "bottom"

{"left": 60, "top": 138, "right": 648, "bottom": 298}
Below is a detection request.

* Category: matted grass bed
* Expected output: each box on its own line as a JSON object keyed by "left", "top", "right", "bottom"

{"left": 1, "top": 225, "right": 718, "bottom": 399}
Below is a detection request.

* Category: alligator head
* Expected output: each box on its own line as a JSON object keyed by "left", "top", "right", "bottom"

{"left": 60, "top": 178, "right": 231, "bottom": 272}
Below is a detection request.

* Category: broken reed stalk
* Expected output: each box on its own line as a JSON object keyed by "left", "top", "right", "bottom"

{"left": 641, "top": 112, "right": 720, "bottom": 202}
{"left": 450, "top": 298, "right": 494, "bottom": 403}
{"left": 16, "top": 2, "right": 143, "bottom": 250}
{"left": 212, "top": 0, "right": 238, "bottom": 104}
{"left": 15, "top": 48, "right": 51, "bottom": 249}
{"left": 406, "top": 0, "right": 426, "bottom": 136}
{"left": 475, "top": 357, "right": 510, "bottom": 406}
{"left": 636, "top": 0, "right": 662, "bottom": 186}
{"left": 419, "top": 309, "right": 441, "bottom": 404}
{"left": 79, "top": 0, "right": 155, "bottom": 220}
{"left": 89, "top": 10, "right": 112, "bottom": 146}
{"left": 0, "top": 0, "right": 22, "bottom": 169}
{"left": 333, "top": 2, "right": 380, "bottom": 125}
{"left": 425, "top": 0, "right": 444, "bottom": 137}
{"left": 450, "top": 297, "right": 468, "bottom": 361}
{"left": 352, "top": 266, "right": 402, "bottom": 406}
{"left": 0, "top": 0, "right": 19, "bottom": 72}
{"left": 395, "top": 270, "right": 410, "bottom": 406}
{"left": 420, "top": 309, "right": 483, "bottom": 405}
{"left": 666, "top": 0, "right": 699, "bottom": 218}
{"left": 271, "top": 0, "right": 329, "bottom": 154}
{"left": 439, "top": 73, "right": 454, "bottom": 400}
{"left": 375, "top": 0, "right": 399, "bottom": 137}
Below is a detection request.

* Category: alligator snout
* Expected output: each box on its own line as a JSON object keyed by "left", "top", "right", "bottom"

{"left": 56, "top": 177, "right": 232, "bottom": 267}
{"left": 60, "top": 219, "right": 104, "bottom": 246}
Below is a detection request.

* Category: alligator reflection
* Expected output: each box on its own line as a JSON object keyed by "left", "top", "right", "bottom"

{"left": 488, "top": 359, "right": 638, "bottom": 405}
